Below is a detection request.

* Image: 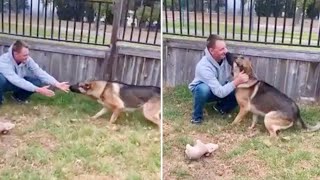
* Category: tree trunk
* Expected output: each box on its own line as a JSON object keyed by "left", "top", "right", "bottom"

{"left": 294, "top": 7, "right": 301, "bottom": 26}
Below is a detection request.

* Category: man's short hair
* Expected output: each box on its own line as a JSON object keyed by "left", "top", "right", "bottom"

{"left": 206, "top": 34, "right": 224, "bottom": 49}
{"left": 12, "top": 40, "right": 29, "bottom": 53}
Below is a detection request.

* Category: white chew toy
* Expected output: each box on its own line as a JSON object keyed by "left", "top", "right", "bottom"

{"left": 185, "top": 139, "right": 219, "bottom": 160}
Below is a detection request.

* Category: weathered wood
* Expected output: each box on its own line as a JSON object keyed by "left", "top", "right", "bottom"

{"left": 118, "top": 45, "right": 161, "bottom": 59}
{"left": 0, "top": 37, "right": 160, "bottom": 87}
{"left": 110, "top": 54, "right": 160, "bottom": 86}
{"left": 0, "top": 36, "right": 107, "bottom": 58}
{"left": 105, "top": 0, "right": 125, "bottom": 81}
{"left": 166, "top": 38, "right": 320, "bottom": 62}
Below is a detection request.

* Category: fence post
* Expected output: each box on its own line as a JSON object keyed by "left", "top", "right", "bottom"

{"left": 104, "top": 0, "right": 125, "bottom": 80}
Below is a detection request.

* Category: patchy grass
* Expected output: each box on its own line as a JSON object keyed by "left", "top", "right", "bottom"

{"left": 163, "top": 85, "right": 320, "bottom": 180}
{"left": 0, "top": 92, "right": 160, "bottom": 180}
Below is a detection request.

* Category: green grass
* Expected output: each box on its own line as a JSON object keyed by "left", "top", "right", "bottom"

{"left": 163, "top": 85, "right": 320, "bottom": 179}
{"left": 0, "top": 92, "right": 160, "bottom": 179}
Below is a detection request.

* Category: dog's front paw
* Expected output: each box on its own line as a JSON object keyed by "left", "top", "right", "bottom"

{"left": 90, "top": 116, "right": 98, "bottom": 120}
{"left": 231, "top": 121, "right": 238, "bottom": 125}
{"left": 107, "top": 124, "right": 120, "bottom": 131}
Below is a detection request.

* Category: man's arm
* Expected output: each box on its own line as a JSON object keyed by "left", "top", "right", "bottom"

{"left": 0, "top": 63, "right": 38, "bottom": 92}
{"left": 27, "top": 58, "right": 59, "bottom": 86}
{"left": 196, "top": 66, "right": 235, "bottom": 98}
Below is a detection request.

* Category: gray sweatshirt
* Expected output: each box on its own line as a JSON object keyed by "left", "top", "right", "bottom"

{"left": 188, "top": 48, "right": 235, "bottom": 98}
{"left": 0, "top": 45, "right": 58, "bottom": 92}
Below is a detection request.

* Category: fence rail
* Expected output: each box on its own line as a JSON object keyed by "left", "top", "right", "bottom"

{"left": 163, "top": 0, "right": 320, "bottom": 47}
{"left": 0, "top": 0, "right": 160, "bottom": 46}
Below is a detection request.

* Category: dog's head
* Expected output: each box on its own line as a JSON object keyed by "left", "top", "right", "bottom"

{"left": 233, "top": 56, "right": 255, "bottom": 78}
{"left": 70, "top": 81, "right": 106, "bottom": 99}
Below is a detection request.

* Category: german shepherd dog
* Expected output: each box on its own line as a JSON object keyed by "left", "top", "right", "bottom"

{"left": 70, "top": 80, "right": 161, "bottom": 127}
{"left": 232, "top": 56, "right": 320, "bottom": 137}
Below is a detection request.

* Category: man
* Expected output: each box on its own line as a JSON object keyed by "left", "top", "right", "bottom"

{"left": 189, "top": 34, "right": 249, "bottom": 124}
{"left": 0, "top": 40, "right": 70, "bottom": 105}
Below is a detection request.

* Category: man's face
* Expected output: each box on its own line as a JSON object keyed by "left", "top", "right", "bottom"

{"left": 13, "top": 47, "right": 29, "bottom": 63}
{"left": 209, "top": 40, "right": 228, "bottom": 61}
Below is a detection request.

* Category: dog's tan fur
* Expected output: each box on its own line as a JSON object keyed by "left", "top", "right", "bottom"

{"left": 232, "top": 56, "right": 320, "bottom": 137}
{"left": 70, "top": 81, "right": 160, "bottom": 127}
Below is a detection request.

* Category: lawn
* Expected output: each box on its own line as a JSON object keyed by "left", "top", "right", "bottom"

{"left": 0, "top": 91, "right": 160, "bottom": 180}
{"left": 163, "top": 85, "right": 320, "bottom": 180}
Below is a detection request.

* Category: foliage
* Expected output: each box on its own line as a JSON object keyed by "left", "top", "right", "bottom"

{"left": 0, "top": 0, "right": 29, "bottom": 13}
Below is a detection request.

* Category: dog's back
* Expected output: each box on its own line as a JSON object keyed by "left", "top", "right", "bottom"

{"left": 117, "top": 83, "right": 160, "bottom": 108}
{"left": 251, "top": 81, "right": 299, "bottom": 121}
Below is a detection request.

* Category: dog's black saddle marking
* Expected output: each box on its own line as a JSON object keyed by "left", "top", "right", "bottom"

{"left": 119, "top": 86, "right": 160, "bottom": 108}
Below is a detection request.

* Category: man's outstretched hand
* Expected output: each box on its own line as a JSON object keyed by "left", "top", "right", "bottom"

{"left": 55, "top": 82, "right": 70, "bottom": 92}
{"left": 35, "top": 85, "right": 55, "bottom": 97}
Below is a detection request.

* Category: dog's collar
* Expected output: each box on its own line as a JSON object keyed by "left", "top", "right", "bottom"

{"left": 100, "top": 82, "right": 108, "bottom": 100}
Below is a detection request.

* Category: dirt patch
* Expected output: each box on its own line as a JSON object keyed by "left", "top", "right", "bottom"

{"left": 24, "top": 131, "right": 59, "bottom": 151}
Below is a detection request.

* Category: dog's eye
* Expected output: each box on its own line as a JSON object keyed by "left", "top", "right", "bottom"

{"left": 84, "top": 84, "right": 90, "bottom": 89}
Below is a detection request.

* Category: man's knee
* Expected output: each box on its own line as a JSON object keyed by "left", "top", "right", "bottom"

{"left": 194, "top": 83, "right": 211, "bottom": 99}
{"left": 0, "top": 74, "right": 8, "bottom": 87}
{"left": 24, "top": 77, "right": 44, "bottom": 87}
{"left": 226, "top": 90, "right": 237, "bottom": 100}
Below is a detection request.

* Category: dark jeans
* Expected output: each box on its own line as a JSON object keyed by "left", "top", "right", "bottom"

{"left": 192, "top": 82, "right": 238, "bottom": 121}
{"left": 0, "top": 73, "right": 43, "bottom": 103}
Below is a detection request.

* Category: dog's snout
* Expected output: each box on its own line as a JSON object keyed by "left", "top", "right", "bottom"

{"left": 69, "top": 84, "right": 81, "bottom": 93}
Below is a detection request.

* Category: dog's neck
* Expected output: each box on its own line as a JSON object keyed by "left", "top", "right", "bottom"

{"left": 237, "top": 78, "right": 258, "bottom": 88}
{"left": 100, "top": 82, "right": 109, "bottom": 100}
{"left": 237, "top": 69, "right": 259, "bottom": 88}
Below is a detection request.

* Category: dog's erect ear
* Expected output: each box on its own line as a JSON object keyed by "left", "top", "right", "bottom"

{"left": 242, "top": 59, "right": 255, "bottom": 78}
{"left": 226, "top": 52, "right": 235, "bottom": 66}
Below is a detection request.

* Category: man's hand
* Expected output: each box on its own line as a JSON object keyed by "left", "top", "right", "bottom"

{"left": 35, "top": 85, "right": 55, "bottom": 97}
{"left": 55, "top": 82, "right": 70, "bottom": 92}
{"left": 233, "top": 71, "right": 249, "bottom": 87}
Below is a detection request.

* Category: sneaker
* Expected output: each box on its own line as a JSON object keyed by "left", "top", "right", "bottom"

{"left": 191, "top": 119, "right": 202, "bottom": 124}
{"left": 212, "top": 105, "right": 225, "bottom": 115}
{"left": 11, "top": 95, "right": 29, "bottom": 104}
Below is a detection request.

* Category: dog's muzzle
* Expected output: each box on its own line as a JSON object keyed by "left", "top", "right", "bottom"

{"left": 69, "top": 84, "right": 82, "bottom": 93}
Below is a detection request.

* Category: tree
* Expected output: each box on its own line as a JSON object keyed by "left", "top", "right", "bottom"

{"left": 92, "top": 0, "right": 114, "bottom": 24}
{"left": 306, "top": 0, "right": 320, "bottom": 18}
{"left": 136, "top": 2, "right": 160, "bottom": 28}
{"left": 164, "top": 0, "right": 179, "bottom": 11}
{"left": 55, "top": 0, "right": 92, "bottom": 22}
{"left": 0, "top": 0, "right": 29, "bottom": 13}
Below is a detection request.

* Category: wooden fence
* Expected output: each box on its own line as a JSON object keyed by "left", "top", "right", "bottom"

{"left": 0, "top": 36, "right": 160, "bottom": 87}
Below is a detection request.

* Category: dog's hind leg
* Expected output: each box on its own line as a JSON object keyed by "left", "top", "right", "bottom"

{"left": 264, "top": 111, "right": 293, "bottom": 137}
{"left": 92, "top": 108, "right": 108, "bottom": 119}
{"left": 143, "top": 110, "right": 160, "bottom": 127}
{"left": 142, "top": 100, "right": 160, "bottom": 127}
{"left": 249, "top": 114, "right": 259, "bottom": 129}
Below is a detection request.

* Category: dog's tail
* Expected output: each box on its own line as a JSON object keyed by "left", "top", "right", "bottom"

{"left": 298, "top": 116, "right": 320, "bottom": 132}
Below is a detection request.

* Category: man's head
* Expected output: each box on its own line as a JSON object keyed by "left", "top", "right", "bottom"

{"left": 12, "top": 40, "right": 30, "bottom": 63}
{"left": 206, "top": 34, "right": 228, "bottom": 62}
